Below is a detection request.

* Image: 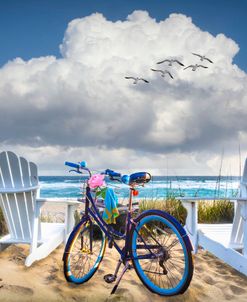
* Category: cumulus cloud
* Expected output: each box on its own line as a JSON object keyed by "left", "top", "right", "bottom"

{"left": 0, "top": 11, "right": 246, "bottom": 174}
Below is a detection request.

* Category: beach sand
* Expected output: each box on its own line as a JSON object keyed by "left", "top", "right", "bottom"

{"left": 0, "top": 243, "right": 247, "bottom": 302}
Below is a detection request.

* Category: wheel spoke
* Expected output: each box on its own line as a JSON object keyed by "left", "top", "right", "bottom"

{"left": 65, "top": 222, "right": 105, "bottom": 283}
{"left": 132, "top": 214, "right": 193, "bottom": 295}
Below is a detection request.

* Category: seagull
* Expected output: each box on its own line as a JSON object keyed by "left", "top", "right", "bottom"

{"left": 125, "top": 76, "right": 149, "bottom": 84}
{"left": 192, "top": 53, "right": 213, "bottom": 63}
{"left": 151, "top": 68, "right": 174, "bottom": 79}
{"left": 183, "top": 64, "right": 208, "bottom": 71}
{"left": 156, "top": 59, "right": 184, "bottom": 67}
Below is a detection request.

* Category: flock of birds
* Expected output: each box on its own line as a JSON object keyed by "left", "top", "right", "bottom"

{"left": 125, "top": 53, "right": 214, "bottom": 84}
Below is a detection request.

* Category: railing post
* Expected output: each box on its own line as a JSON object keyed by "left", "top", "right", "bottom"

{"left": 239, "top": 200, "right": 247, "bottom": 257}
{"left": 65, "top": 204, "right": 75, "bottom": 243}
{"left": 182, "top": 200, "right": 198, "bottom": 253}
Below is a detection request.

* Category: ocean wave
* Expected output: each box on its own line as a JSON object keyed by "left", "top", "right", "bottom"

{"left": 39, "top": 181, "right": 84, "bottom": 189}
{"left": 145, "top": 181, "right": 239, "bottom": 190}
{"left": 39, "top": 177, "right": 240, "bottom": 199}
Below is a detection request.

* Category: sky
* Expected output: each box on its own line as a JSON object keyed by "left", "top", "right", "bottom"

{"left": 0, "top": 0, "right": 247, "bottom": 176}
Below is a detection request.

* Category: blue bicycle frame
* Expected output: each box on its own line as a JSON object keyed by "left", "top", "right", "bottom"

{"left": 63, "top": 163, "right": 194, "bottom": 296}
{"left": 83, "top": 184, "right": 146, "bottom": 262}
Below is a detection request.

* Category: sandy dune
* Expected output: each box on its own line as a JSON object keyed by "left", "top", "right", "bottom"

{"left": 0, "top": 243, "right": 247, "bottom": 302}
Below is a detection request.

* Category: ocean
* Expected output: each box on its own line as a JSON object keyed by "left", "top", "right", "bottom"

{"left": 39, "top": 176, "right": 240, "bottom": 200}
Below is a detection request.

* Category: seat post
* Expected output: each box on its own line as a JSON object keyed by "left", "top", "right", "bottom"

{"left": 128, "top": 188, "right": 133, "bottom": 212}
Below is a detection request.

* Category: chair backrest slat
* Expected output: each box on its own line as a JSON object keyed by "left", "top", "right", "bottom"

{"left": 23, "top": 192, "right": 33, "bottom": 238}
{"left": 16, "top": 192, "right": 32, "bottom": 239}
{"left": 230, "top": 158, "right": 247, "bottom": 245}
{"left": 242, "top": 158, "right": 247, "bottom": 184}
{"left": 20, "top": 157, "right": 31, "bottom": 187}
{"left": 30, "top": 162, "right": 38, "bottom": 186}
{"left": 0, "top": 151, "right": 39, "bottom": 241}
{"left": 0, "top": 152, "right": 13, "bottom": 188}
{"left": 1, "top": 193, "right": 17, "bottom": 237}
{"left": 0, "top": 193, "right": 16, "bottom": 237}
{"left": 234, "top": 204, "right": 243, "bottom": 243}
{"left": 0, "top": 166, "right": 4, "bottom": 188}
{"left": 5, "top": 193, "right": 24, "bottom": 239}
{"left": 7, "top": 151, "right": 23, "bottom": 188}
{"left": 240, "top": 158, "right": 247, "bottom": 198}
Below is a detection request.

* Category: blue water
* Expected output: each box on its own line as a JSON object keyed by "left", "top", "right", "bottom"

{"left": 39, "top": 176, "right": 240, "bottom": 199}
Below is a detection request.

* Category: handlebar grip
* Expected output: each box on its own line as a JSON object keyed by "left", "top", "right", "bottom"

{"left": 65, "top": 161, "right": 80, "bottom": 169}
{"left": 105, "top": 169, "right": 121, "bottom": 178}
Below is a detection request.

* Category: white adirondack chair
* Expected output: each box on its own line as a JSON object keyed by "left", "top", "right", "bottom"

{"left": 0, "top": 151, "right": 80, "bottom": 266}
{"left": 178, "top": 158, "right": 247, "bottom": 276}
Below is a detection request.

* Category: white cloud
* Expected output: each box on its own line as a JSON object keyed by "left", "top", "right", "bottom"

{"left": 0, "top": 11, "right": 246, "bottom": 175}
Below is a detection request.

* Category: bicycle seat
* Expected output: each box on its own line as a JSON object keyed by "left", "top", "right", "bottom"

{"left": 129, "top": 172, "right": 151, "bottom": 186}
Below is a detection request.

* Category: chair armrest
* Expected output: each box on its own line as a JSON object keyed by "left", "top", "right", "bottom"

{"left": 36, "top": 197, "right": 81, "bottom": 206}
{"left": 0, "top": 185, "right": 40, "bottom": 194}
{"left": 177, "top": 197, "right": 244, "bottom": 203}
{"left": 36, "top": 198, "right": 81, "bottom": 241}
{"left": 234, "top": 198, "right": 247, "bottom": 202}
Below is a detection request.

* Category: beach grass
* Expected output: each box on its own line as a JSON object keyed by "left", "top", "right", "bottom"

{"left": 0, "top": 207, "right": 8, "bottom": 236}
{"left": 0, "top": 198, "right": 235, "bottom": 237}
{"left": 139, "top": 197, "right": 187, "bottom": 224}
{"left": 138, "top": 197, "right": 234, "bottom": 225}
{"left": 197, "top": 200, "right": 234, "bottom": 223}
{"left": 74, "top": 209, "right": 81, "bottom": 225}
{"left": 40, "top": 212, "right": 65, "bottom": 223}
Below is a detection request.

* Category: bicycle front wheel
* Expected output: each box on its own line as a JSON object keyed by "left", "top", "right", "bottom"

{"left": 130, "top": 210, "right": 193, "bottom": 296}
{"left": 63, "top": 217, "right": 106, "bottom": 284}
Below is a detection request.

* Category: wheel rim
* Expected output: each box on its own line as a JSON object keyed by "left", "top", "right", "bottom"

{"left": 66, "top": 222, "right": 105, "bottom": 283}
{"left": 132, "top": 215, "right": 189, "bottom": 295}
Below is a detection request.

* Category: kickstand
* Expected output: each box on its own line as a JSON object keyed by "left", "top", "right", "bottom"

{"left": 104, "top": 259, "right": 122, "bottom": 283}
{"left": 111, "top": 261, "right": 131, "bottom": 294}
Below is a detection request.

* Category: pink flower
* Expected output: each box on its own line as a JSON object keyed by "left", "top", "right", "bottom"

{"left": 88, "top": 174, "right": 105, "bottom": 189}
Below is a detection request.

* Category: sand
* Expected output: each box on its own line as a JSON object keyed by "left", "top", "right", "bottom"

{"left": 1, "top": 243, "right": 247, "bottom": 302}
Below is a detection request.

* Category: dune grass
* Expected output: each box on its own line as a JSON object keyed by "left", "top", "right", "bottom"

{"left": 0, "top": 198, "right": 235, "bottom": 237}
{"left": 0, "top": 207, "right": 8, "bottom": 236}
{"left": 139, "top": 197, "right": 234, "bottom": 225}
{"left": 139, "top": 197, "right": 187, "bottom": 224}
{"left": 197, "top": 199, "right": 234, "bottom": 223}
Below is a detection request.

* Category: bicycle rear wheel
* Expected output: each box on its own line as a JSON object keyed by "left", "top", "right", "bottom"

{"left": 130, "top": 210, "right": 193, "bottom": 296}
{"left": 63, "top": 217, "right": 106, "bottom": 284}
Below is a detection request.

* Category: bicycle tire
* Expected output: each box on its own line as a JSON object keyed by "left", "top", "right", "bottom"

{"left": 63, "top": 216, "right": 106, "bottom": 284}
{"left": 130, "top": 210, "right": 193, "bottom": 296}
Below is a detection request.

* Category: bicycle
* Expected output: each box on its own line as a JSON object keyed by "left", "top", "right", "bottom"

{"left": 63, "top": 161, "right": 194, "bottom": 296}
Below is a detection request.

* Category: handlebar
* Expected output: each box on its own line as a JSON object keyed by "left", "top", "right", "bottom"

{"left": 65, "top": 161, "right": 80, "bottom": 169}
{"left": 105, "top": 169, "right": 121, "bottom": 178}
{"left": 65, "top": 161, "right": 90, "bottom": 176}
{"left": 65, "top": 161, "right": 151, "bottom": 186}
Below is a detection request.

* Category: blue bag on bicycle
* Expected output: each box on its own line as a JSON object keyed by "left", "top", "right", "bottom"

{"left": 102, "top": 187, "right": 119, "bottom": 224}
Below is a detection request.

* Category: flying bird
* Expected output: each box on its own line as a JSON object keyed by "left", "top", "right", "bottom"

{"left": 125, "top": 76, "right": 149, "bottom": 84}
{"left": 151, "top": 68, "right": 174, "bottom": 79}
{"left": 156, "top": 59, "right": 184, "bottom": 67}
{"left": 192, "top": 53, "right": 213, "bottom": 63}
{"left": 183, "top": 64, "right": 208, "bottom": 71}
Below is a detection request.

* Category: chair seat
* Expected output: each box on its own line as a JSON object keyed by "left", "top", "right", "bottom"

{"left": 39, "top": 222, "right": 65, "bottom": 242}
{"left": 0, "top": 222, "right": 65, "bottom": 245}
{"left": 198, "top": 223, "right": 243, "bottom": 249}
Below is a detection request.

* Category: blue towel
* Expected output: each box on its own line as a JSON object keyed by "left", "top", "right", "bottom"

{"left": 102, "top": 187, "right": 119, "bottom": 224}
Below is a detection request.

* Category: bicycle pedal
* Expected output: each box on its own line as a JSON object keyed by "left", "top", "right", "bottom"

{"left": 104, "top": 274, "right": 116, "bottom": 283}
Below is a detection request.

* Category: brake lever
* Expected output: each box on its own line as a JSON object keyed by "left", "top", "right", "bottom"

{"left": 69, "top": 169, "right": 82, "bottom": 174}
